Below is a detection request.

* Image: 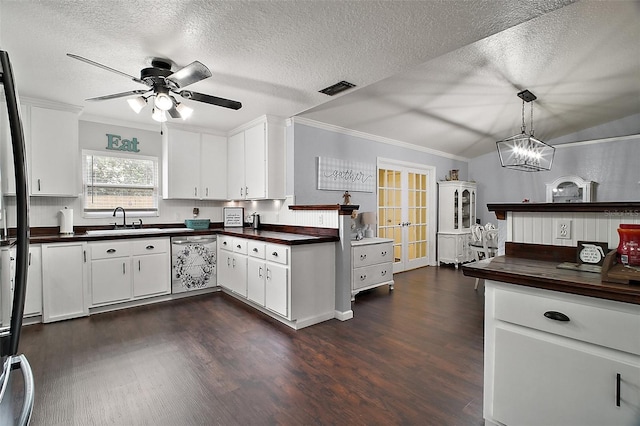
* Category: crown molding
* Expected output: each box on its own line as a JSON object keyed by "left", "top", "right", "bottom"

{"left": 291, "top": 116, "right": 470, "bottom": 162}
{"left": 20, "top": 96, "right": 83, "bottom": 114}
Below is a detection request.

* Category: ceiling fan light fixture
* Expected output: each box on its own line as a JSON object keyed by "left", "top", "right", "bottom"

{"left": 127, "top": 96, "right": 147, "bottom": 114}
{"left": 176, "top": 103, "right": 193, "bottom": 120}
{"left": 496, "top": 90, "right": 554, "bottom": 172}
{"left": 151, "top": 108, "right": 167, "bottom": 123}
{"left": 154, "top": 92, "right": 173, "bottom": 111}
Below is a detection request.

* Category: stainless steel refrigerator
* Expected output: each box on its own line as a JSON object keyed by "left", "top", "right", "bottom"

{"left": 0, "top": 49, "right": 35, "bottom": 425}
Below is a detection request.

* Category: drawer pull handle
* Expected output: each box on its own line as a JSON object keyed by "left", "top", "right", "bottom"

{"left": 272, "top": 252, "right": 278, "bottom": 257}
{"left": 381, "top": 251, "right": 387, "bottom": 256}
{"left": 223, "top": 241, "right": 227, "bottom": 246}
{"left": 360, "top": 254, "right": 367, "bottom": 260}
{"left": 146, "top": 245, "right": 155, "bottom": 250}
{"left": 237, "top": 245, "right": 242, "bottom": 249}
{"left": 107, "top": 249, "right": 116, "bottom": 253}
{"left": 253, "top": 248, "right": 258, "bottom": 252}
{"left": 360, "top": 275, "right": 366, "bottom": 281}
{"left": 543, "top": 311, "right": 570, "bottom": 322}
{"left": 381, "top": 270, "right": 387, "bottom": 276}
{"left": 616, "top": 373, "right": 621, "bottom": 407}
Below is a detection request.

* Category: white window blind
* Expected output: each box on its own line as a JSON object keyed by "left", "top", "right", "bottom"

{"left": 82, "top": 150, "right": 158, "bottom": 215}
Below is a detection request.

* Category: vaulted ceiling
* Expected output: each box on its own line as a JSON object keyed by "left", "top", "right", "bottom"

{"left": 1, "top": 0, "right": 638, "bottom": 159}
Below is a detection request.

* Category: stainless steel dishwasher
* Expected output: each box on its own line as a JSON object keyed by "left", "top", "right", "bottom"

{"left": 171, "top": 235, "right": 217, "bottom": 293}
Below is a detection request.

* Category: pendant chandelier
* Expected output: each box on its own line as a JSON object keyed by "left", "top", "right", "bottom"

{"left": 496, "top": 90, "right": 555, "bottom": 172}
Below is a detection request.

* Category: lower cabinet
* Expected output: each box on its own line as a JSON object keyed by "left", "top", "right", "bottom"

{"left": 351, "top": 238, "right": 394, "bottom": 300}
{"left": 88, "top": 238, "right": 170, "bottom": 307}
{"left": 485, "top": 281, "right": 640, "bottom": 426}
{"left": 437, "top": 231, "right": 472, "bottom": 267}
{"left": 218, "top": 235, "right": 335, "bottom": 329}
{"left": 0, "top": 245, "right": 44, "bottom": 325}
{"left": 41, "top": 242, "right": 88, "bottom": 323}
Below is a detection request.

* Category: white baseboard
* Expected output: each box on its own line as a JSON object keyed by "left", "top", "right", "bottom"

{"left": 334, "top": 309, "right": 353, "bottom": 321}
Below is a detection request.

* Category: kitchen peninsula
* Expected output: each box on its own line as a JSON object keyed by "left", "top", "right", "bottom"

{"left": 463, "top": 202, "right": 640, "bottom": 426}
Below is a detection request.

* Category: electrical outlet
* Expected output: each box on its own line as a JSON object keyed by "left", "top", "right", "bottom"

{"left": 556, "top": 219, "right": 572, "bottom": 239}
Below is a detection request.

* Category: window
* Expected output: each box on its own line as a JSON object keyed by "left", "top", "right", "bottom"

{"left": 83, "top": 150, "right": 158, "bottom": 216}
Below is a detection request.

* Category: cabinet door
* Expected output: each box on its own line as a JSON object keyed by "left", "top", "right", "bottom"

{"left": 41, "top": 243, "right": 87, "bottom": 323}
{"left": 227, "top": 131, "right": 245, "bottom": 199}
{"left": 30, "top": 106, "right": 79, "bottom": 196}
{"left": 163, "top": 128, "right": 201, "bottom": 199}
{"left": 229, "top": 253, "right": 247, "bottom": 297}
{"left": 493, "top": 327, "right": 640, "bottom": 426}
{"left": 200, "top": 133, "right": 227, "bottom": 199}
{"left": 133, "top": 253, "right": 170, "bottom": 298}
{"left": 25, "top": 245, "right": 43, "bottom": 317}
{"left": 247, "top": 258, "right": 266, "bottom": 306}
{"left": 91, "top": 257, "right": 131, "bottom": 306}
{"left": 0, "top": 103, "right": 29, "bottom": 196}
{"left": 265, "top": 263, "right": 288, "bottom": 317}
{"left": 243, "top": 123, "right": 266, "bottom": 199}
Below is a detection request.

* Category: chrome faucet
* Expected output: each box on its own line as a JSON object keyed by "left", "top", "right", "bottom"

{"left": 112, "top": 207, "right": 126, "bottom": 228}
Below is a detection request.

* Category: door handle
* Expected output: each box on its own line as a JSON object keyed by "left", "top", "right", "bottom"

{"left": 107, "top": 248, "right": 116, "bottom": 253}
{"left": 543, "top": 311, "right": 570, "bottom": 322}
{"left": 146, "top": 245, "right": 154, "bottom": 250}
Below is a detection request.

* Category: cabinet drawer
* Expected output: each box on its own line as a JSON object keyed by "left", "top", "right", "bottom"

{"left": 352, "top": 242, "right": 393, "bottom": 268}
{"left": 90, "top": 241, "right": 131, "bottom": 260}
{"left": 233, "top": 238, "right": 248, "bottom": 254}
{"left": 352, "top": 262, "right": 393, "bottom": 290}
{"left": 248, "top": 241, "right": 266, "bottom": 259}
{"left": 266, "top": 244, "right": 288, "bottom": 265}
{"left": 218, "top": 236, "right": 233, "bottom": 251}
{"left": 494, "top": 287, "right": 640, "bottom": 355}
{"left": 132, "top": 238, "right": 168, "bottom": 255}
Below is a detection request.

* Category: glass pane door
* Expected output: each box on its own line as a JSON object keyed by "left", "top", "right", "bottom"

{"left": 378, "top": 162, "right": 434, "bottom": 273}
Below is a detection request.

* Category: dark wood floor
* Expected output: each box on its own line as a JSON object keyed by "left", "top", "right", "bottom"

{"left": 16, "top": 265, "right": 485, "bottom": 425}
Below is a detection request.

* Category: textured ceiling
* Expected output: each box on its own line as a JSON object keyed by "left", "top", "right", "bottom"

{"left": 1, "top": 0, "right": 638, "bottom": 158}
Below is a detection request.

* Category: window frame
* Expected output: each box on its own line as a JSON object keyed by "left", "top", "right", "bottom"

{"left": 82, "top": 149, "right": 160, "bottom": 218}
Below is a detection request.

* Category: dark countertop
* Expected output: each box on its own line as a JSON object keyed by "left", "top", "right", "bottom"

{"left": 4, "top": 226, "right": 339, "bottom": 246}
{"left": 462, "top": 255, "right": 640, "bottom": 305}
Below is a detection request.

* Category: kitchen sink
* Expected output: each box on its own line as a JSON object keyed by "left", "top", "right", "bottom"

{"left": 86, "top": 228, "right": 194, "bottom": 236}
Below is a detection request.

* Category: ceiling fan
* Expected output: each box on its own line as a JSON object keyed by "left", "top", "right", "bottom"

{"left": 67, "top": 53, "right": 242, "bottom": 122}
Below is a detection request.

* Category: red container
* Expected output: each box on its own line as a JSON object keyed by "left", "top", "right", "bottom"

{"left": 617, "top": 227, "right": 640, "bottom": 265}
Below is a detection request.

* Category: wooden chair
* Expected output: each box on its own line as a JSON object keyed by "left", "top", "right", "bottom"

{"left": 469, "top": 225, "right": 485, "bottom": 289}
{"left": 471, "top": 228, "right": 499, "bottom": 290}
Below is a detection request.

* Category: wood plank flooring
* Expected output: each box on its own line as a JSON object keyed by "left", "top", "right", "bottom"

{"left": 16, "top": 265, "right": 485, "bottom": 425}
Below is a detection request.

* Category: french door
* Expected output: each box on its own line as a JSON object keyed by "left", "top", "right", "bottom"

{"left": 377, "top": 159, "right": 436, "bottom": 273}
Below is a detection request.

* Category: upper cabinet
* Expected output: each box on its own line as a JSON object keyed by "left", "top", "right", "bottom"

{"left": 1, "top": 100, "right": 81, "bottom": 197}
{"left": 227, "top": 116, "right": 285, "bottom": 200}
{"left": 437, "top": 180, "right": 477, "bottom": 233}
{"left": 162, "top": 127, "right": 227, "bottom": 200}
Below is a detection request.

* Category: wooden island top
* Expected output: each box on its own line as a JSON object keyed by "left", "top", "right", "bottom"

{"left": 463, "top": 255, "right": 640, "bottom": 305}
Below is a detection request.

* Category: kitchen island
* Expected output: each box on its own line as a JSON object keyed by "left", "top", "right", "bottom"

{"left": 463, "top": 254, "right": 640, "bottom": 426}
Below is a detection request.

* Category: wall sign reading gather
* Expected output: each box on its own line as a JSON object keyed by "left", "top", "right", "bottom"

{"left": 106, "top": 133, "right": 140, "bottom": 152}
{"left": 317, "top": 157, "right": 375, "bottom": 193}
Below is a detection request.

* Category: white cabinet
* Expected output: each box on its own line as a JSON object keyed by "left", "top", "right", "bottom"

{"left": 226, "top": 116, "right": 285, "bottom": 200}
{"left": 162, "top": 127, "right": 227, "bottom": 200}
{"left": 30, "top": 106, "right": 80, "bottom": 196}
{"left": 0, "top": 245, "right": 43, "bottom": 325}
{"left": 351, "top": 238, "right": 394, "bottom": 301}
{"left": 217, "top": 236, "right": 247, "bottom": 297}
{"left": 88, "top": 238, "right": 170, "bottom": 307}
{"left": 132, "top": 239, "right": 171, "bottom": 298}
{"left": 485, "top": 281, "right": 640, "bottom": 426}
{"left": 218, "top": 234, "right": 334, "bottom": 329}
{"left": 437, "top": 181, "right": 476, "bottom": 267}
{"left": 1, "top": 102, "right": 79, "bottom": 196}
{"left": 41, "top": 242, "right": 88, "bottom": 323}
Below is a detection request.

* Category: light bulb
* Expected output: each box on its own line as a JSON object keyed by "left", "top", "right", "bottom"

{"left": 127, "top": 96, "right": 147, "bottom": 114}
{"left": 151, "top": 108, "right": 167, "bottom": 122}
{"left": 154, "top": 93, "right": 173, "bottom": 111}
{"left": 176, "top": 103, "right": 193, "bottom": 120}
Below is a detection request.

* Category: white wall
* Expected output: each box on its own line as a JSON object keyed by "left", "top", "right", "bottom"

{"left": 470, "top": 113, "right": 640, "bottom": 225}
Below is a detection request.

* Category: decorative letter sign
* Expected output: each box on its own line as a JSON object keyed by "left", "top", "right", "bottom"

{"left": 317, "top": 157, "right": 375, "bottom": 192}
{"left": 106, "top": 133, "right": 141, "bottom": 152}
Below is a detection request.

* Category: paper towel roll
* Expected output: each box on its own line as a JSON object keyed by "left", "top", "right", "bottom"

{"left": 59, "top": 207, "right": 74, "bottom": 235}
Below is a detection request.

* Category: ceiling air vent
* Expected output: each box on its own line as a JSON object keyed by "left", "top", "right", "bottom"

{"left": 319, "top": 81, "right": 356, "bottom": 96}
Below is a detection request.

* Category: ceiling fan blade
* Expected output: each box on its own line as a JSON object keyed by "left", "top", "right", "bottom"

{"left": 179, "top": 90, "right": 242, "bottom": 110}
{"left": 86, "top": 89, "right": 149, "bottom": 101}
{"left": 167, "top": 105, "right": 182, "bottom": 119}
{"left": 67, "top": 53, "right": 150, "bottom": 86}
{"left": 167, "top": 61, "right": 212, "bottom": 88}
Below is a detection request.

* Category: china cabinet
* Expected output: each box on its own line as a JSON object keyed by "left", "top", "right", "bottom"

{"left": 437, "top": 180, "right": 476, "bottom": 267}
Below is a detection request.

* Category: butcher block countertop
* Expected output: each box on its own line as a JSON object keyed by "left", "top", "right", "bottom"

{"left": 463, "top": 255, "right": 640, "bottom": 305}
